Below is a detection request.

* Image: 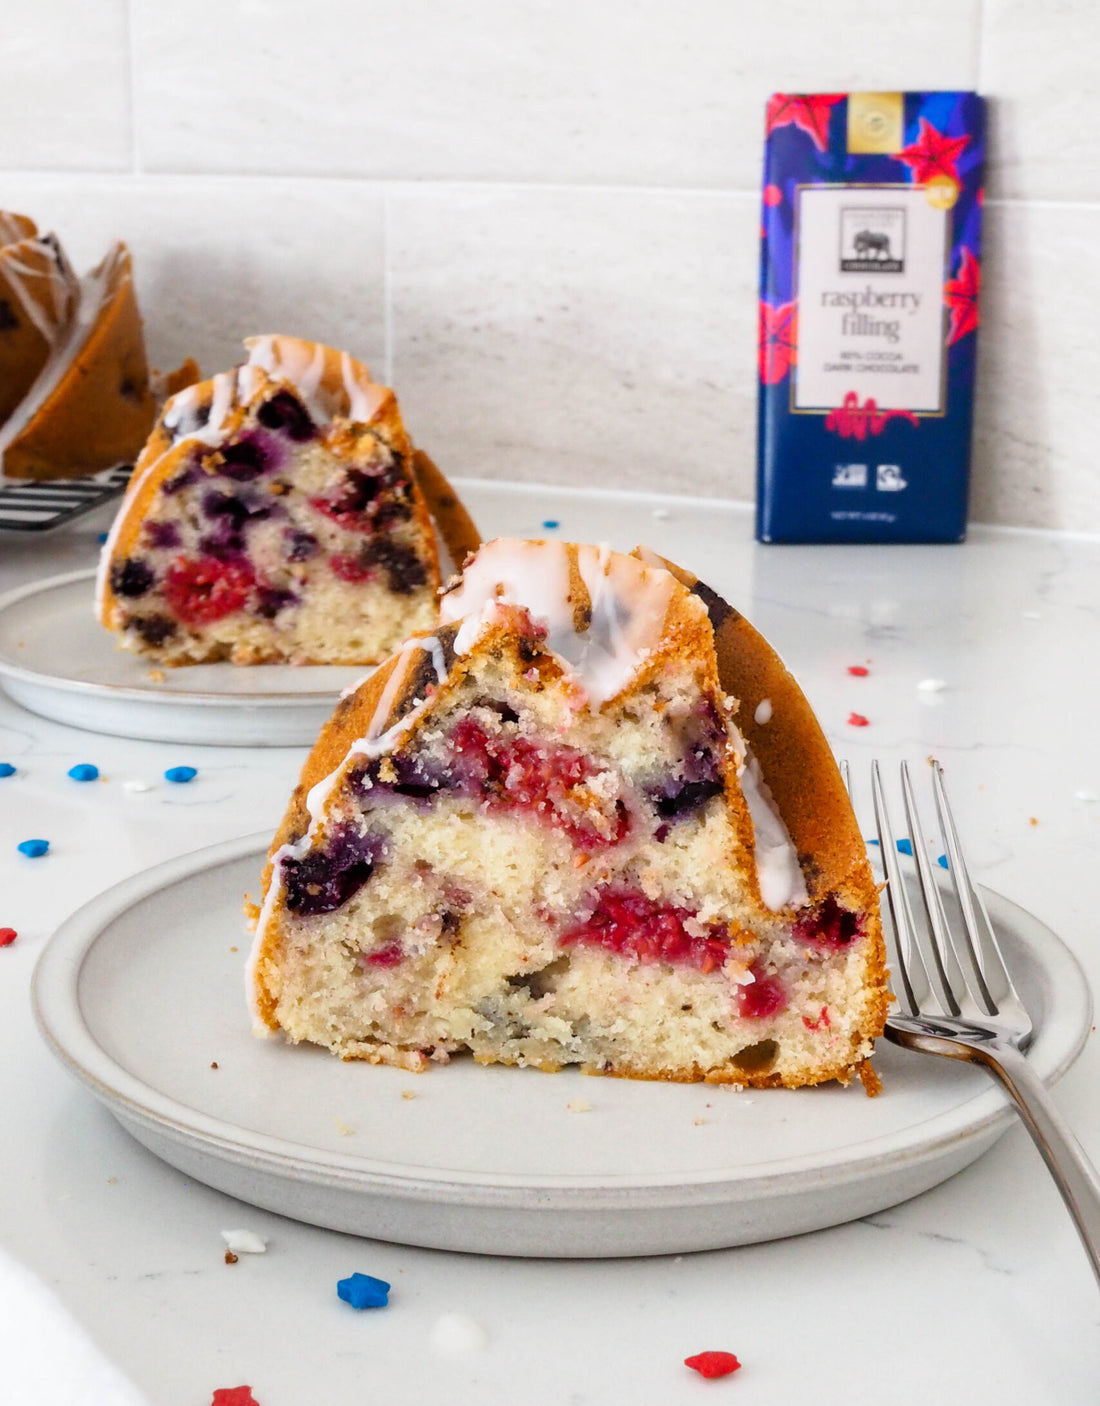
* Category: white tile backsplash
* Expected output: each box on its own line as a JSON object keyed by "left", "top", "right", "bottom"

{"left": 971, "top": 201, "right": 1100, "bottom": 532}
{"left": 1, "top": 1, "right": 1097, "bottom": 531}
{"left": 981, "top": 0, "right": 1099, "bottom": 202}
{"left": 0, "top": 0, "right": 131, "bottom": 171}
{"left": 130, "top": 0, "right": 980, "bottom": 189}
{"left": 389, "top": 187, "right": 756, "bottom": 498}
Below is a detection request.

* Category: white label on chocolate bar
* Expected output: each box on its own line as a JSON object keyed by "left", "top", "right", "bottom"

{"left": 793, "top": 184, "right": 949, "bottom": 413}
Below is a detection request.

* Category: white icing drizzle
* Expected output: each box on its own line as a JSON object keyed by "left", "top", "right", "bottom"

{"left": 0, "top": 238, "right": 74, "bottom": 346}
{"left": 0, "top": 211, "right": 32, "bottom": 246}
{"left": 754, "top": 698, "right": 773, "bottom": 725}
{"left": 737, "top": 749, "right": 808, "bottom": 912}
{"left": 243, "top": 334, "right": 389, "bottom": 426}
{"left": 350, "top": 635, "right": 448, "bottom": 761}
{"left": 438, "top": 538, "right": 677, "bottom": 708}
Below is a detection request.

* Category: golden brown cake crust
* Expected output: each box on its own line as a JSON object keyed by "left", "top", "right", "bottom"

{"left": 643, "top": 550, "right": 888, "bottom": 1038}
{"left": 410, "top": 448, "right": 481, "bottom": 569}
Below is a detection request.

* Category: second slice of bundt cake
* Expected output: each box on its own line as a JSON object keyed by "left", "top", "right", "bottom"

{"left": 97, "top": 335, "right": 476, "bottom": 666}
{"left": 248, "top": 539, "right": 887, "bottom": 1088}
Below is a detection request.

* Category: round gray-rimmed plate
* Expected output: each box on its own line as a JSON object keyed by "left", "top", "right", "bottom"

{"left": 32, "top": 833, "right": 1092, "bottom": 1258}
{"left": 0, "top": 571, "right": 371, "bottom": 746}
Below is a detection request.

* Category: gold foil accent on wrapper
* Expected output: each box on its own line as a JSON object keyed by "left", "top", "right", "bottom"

{"left": 924, "top": 173, "right": 960, "bottom": 209}
{"left": 847, "top": 92, "right": 904, "bottom": 154}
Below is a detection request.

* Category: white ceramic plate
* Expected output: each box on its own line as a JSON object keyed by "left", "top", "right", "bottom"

{"left": 32, "top": 833, "right": 1092, "bottom": 1259}
{"left": 0, "top": 571, "right": 371, "bottom": 746}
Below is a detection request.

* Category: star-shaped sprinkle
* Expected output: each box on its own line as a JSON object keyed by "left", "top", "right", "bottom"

{"left": 337, "top": 1272, "right": 390, "bottom": 1309}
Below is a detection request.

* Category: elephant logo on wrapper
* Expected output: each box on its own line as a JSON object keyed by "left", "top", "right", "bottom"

{"left": 840, "top": 207, "right": 905, "bottom": 273}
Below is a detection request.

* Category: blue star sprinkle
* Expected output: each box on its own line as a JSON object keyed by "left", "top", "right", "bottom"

{"left": 336, "top": 1273, "right": 390, "bottom": 1310}
{"left": 68, "top": 763, "right": 100, "bottom": 782}
{"left": 18, "top": 839, "right": 49, "bottom": 858}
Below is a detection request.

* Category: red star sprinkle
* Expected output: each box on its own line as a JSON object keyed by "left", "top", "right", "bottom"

{"left": 211, "top": 1389, "right": 261, "bottom": 1406}
{"left": 847, "top": 665, "right": 869, "bottom": 677}
{"left": 847, "top": 713, "right": 870, "bottom": 727}
{"left": 758, "top": 300, "right": 797, "bottom": 385}
{"left": 944, "top": 247, "right": 980, "bottom": 345}
{"left": 766, "top": 93, "right": 843, "bottom": 153}
{"left": 685, "top": 1351, "right": 742, "bottom": 1379}
{"left": 0, "top": 928, "right": 16, "bottom": 947}
{"left": 897, "top": 118, "right": 970, "bottom": 186}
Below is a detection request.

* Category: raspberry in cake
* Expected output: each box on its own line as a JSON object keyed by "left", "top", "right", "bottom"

{"left": 248, "top": 539, "right": 887, "bottom": 1087}
{"left": 96, "top": 335, "right": 475, "bottom": 667}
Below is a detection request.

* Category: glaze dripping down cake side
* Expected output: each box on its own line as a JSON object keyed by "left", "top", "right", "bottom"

{"left": 248, "top": 539, "right": 887, "bottom": 1088}
{"left": 95, "top": 335, "right": 470, "bottom": 666}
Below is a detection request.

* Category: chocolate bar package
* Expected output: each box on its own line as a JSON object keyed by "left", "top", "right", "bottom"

{"left": 756, "top": 92, "right": 985, "bottom": 543}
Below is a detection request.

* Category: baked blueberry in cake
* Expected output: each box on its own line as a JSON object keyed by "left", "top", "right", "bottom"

{"left": 248, "top": 539, "right": 887, "bottom": 1088}
{"left": 97, "top": 335, "right": 478, "bottom": 667}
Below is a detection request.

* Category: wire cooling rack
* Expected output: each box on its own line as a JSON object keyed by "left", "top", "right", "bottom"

{"left": 0, "top": 464, "right": 133, "bottom": 533}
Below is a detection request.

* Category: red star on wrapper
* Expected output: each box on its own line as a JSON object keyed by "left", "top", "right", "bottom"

{"left": 759, "top": 300, "right": 796, "bottom": 385}
{"left": 944, "top": 247, "right": 980, "bottom": 345}
{"left": 765, "top": 94, "right": 843, "bottom": 153}
{"left": 897, "top": 117, "right": 970, "bottom": 185}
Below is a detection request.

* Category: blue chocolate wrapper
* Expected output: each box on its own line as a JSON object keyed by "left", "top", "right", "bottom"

{"left": 756, "top": 91, "right": 986, "bottom": 543}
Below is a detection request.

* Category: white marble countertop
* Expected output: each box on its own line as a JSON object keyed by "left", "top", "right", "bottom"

{"left": 1, "top": 480, "right": 1098, "bottom": 1405}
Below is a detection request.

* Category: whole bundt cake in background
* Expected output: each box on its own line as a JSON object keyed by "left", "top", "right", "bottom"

{"left": 0, "top": 213, "right": 157, "bottom": 480}
{"left": 248, "top": 538, "right": 887, "bottom": 1089}
{"left": 97, "top": 334, "right": 479, "bottom": 667}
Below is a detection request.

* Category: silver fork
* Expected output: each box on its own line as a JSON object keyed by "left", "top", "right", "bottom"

{"left": 868, "top": 758, "right": 1100, "bottom": 1287}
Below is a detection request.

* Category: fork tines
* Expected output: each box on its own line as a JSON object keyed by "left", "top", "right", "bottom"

{"left": 868, "top": 760, "right": 1027, "bottom": 1036}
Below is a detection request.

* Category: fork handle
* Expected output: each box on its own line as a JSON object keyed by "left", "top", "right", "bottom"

{"left": 977, "top": 1044, "right": 1100, "bottom": 1288}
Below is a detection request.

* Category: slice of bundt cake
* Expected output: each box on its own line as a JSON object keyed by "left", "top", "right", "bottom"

{"left": 1, "top": 239, "right": 156, "bottom": 480}
{"left": 248, "top": 539, "right": 887, "bottom": 1088}
{"left": 96, "top": 335, "right": 478, "bottom": 666}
